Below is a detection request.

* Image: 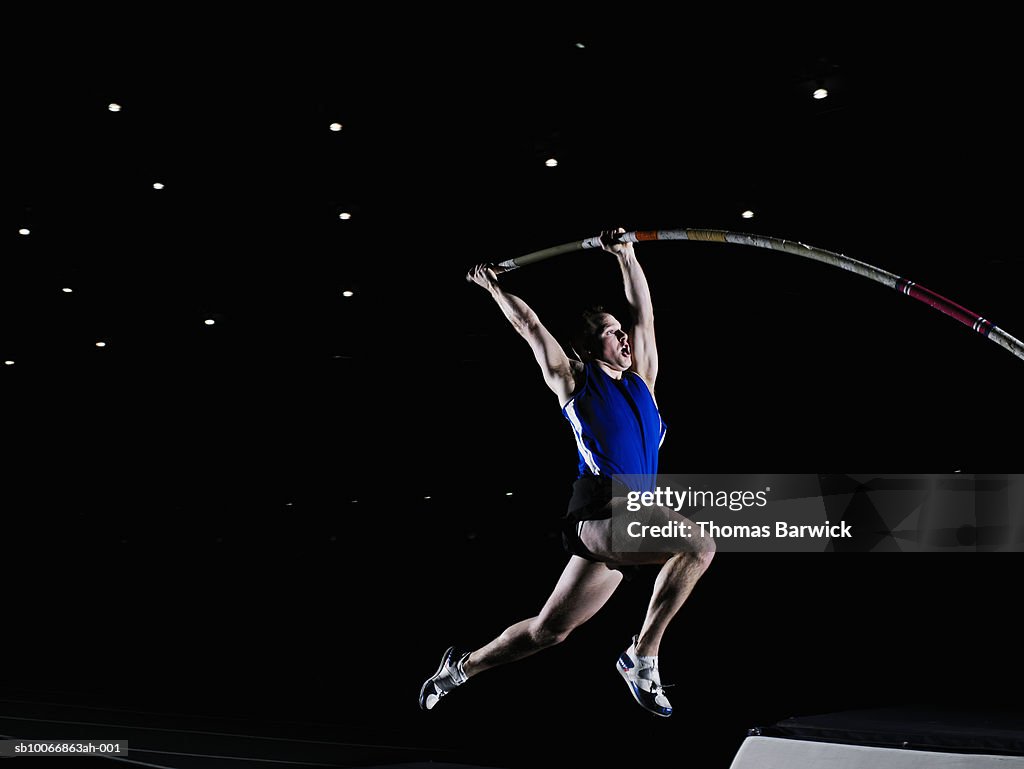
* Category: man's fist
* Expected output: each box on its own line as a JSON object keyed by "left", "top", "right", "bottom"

{"left": 466, "top": 263, "right": 499, "bottom": 290}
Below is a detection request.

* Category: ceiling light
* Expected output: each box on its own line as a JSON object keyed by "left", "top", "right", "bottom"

{"left": 204, "top": 319, "right": 215, "bottom": 325}
{"left": 342, "top": 290, "right": 354, "bottom": 297}
{"left": 813, "top": 88, "right": 828, "bottom": 100}
{"left": 153, "top": 182, "right": 165, "bottom": 190}
{"left": 108, "top": 103, "right": 121, "bottom": 112}
{"left": 95, "top": 341, "right": 106, "bottom": 347}
{"left": 741, "top": 210, "right": 755, "bottom": 219}
{"left": 339, "top": 212, "right": 352, "bottom": 220}
{"left": 62, "top": 287, "right": 73, "bottom": 293}
{"left": 18, "top": 228, "right": 30, "bottom": 235}
{"left": 545, "top": 158, "right": 558, "bottom": 167}
{"left": 330, "top": 123, "right": 343, "bottom": 131}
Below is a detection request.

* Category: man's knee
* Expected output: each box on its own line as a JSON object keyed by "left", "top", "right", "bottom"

{"left": 528, "top": 618, "right": 572, "bottom": 648}
{"left": 679, "top": 540, "right": 715, "bottom": 572}
{"left": 692, "top": 526, "right": 716, "bottom": 566}
{"left": 694, "top": 545, "right": 715, "bottom": 572}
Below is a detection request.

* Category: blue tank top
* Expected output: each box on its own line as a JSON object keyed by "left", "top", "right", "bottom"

{"left": 562, "top": 362, "right": 666, "bottom": 492}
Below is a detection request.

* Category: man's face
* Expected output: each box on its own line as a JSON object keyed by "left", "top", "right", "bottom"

{"left": 590, "top": 313, "right": 631, "bottom": 370}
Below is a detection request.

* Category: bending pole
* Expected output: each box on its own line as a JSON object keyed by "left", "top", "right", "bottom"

{"left": 493, "top": 228, "right": 1024, "bottom": 363}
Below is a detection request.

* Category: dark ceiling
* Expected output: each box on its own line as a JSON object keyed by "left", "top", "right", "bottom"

{"left": 6, "top": 18, "right": 1021, "bottom": 524}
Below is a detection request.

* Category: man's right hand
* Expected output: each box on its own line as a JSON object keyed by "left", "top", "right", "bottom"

{"left": 466, "top": 264, "right": 499, "bottom": 291}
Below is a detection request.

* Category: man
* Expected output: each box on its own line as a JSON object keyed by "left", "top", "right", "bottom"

{"left": 419, "top": 229, "right": 714, "bottom": 717}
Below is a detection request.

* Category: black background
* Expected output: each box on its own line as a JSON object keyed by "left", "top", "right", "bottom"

{"left": 4, "top": 11, "right": 1022, "bottom": 768}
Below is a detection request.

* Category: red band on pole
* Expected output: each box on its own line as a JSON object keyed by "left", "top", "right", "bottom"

{"left": 896, "top": 279, "right": 993, "bottom": 337}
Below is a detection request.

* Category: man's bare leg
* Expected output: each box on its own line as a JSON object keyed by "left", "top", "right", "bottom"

{"left": 579, "top": 511, "right": 714, "bottom": 656}
{"left": 634, "top": 549, "right": 714, "bottom": 655}
{"left": 419, "top": 555, "right": 622, "bottom": 710}
{"left": 578, "top": 510, "right": 715, "bottom": 715}
{"left": 462, "top": 555, "right": 622, "bottom": 677}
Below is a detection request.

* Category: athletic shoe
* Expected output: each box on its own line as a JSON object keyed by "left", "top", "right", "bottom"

{"left": 616, "top": 635, "right": 672, "bottom": 717}
{"left": 418, "top": 646, "right": 468, "bottom": 711}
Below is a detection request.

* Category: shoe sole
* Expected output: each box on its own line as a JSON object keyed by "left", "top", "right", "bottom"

{"left": 419, "top": 646, "right": 455, "bottom": 711}
{"left": 617, "top": 658, "right": 671, "bottom": 717}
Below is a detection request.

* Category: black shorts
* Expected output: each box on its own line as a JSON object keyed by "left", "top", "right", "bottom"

{"left": 561, "top": 474, "right": 639, "bottom": 578}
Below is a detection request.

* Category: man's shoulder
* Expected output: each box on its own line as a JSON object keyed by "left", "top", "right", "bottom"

{"left": 629, "top": 369, "right": 658, "bottom": 400}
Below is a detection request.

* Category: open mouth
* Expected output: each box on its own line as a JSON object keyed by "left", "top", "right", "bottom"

{"left": 621, "top": 344, "right": 630, "bottom": 357}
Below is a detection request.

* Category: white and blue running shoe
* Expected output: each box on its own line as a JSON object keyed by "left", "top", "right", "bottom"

{"left": 419, "top": 646, "right": 468, "bottom": 711}
{"left": 616, "top": 635, "right": 672, "bottom": 717}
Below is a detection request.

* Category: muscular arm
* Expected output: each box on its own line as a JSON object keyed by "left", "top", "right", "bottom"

{"left": 608, "top": 231, "right": 658, "bottom": 387}
{"left": 467, "top": 265, "right": 579, "bottom": 405}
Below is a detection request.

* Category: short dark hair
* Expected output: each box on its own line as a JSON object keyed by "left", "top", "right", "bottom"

{"left": 570, "top": 305, "right": 607, "bottom": 361}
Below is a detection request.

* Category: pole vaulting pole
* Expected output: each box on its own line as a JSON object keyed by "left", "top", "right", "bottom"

{"left": 492, "top": 228, "right": 1024, "bottom": 363}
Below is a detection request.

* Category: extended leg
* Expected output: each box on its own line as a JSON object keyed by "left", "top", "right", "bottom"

{"left": 463, "top": 555, "right": 622, "bottom": 677}
{"left": 419, "top": 555, "right": 622, "bottom": 710}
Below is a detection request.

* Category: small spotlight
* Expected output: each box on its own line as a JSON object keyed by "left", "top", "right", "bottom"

{"left": 741, "top": 210, "right": 755, "bottom": 219}
{"left": 813, "top": 88, "right": 828, "bottom": 100}
{"left": 545, "top": 158, "right": 558, "bottom": 167}
{"left": 575, "top": 42, "right": 585, "bottom": 49}
{"left": 95, "top": 341, "right": 107, "bottom": 348}
{"left": 4, "top": 360, "right": 14, "bottom": 366}
{"left": 329, "top": 122, "right": 343, "bottom": 131}
{"left": 350, "top": 499, "right": 358, "bottom": 503}
{"left": 153, "top": 182, "right": 165, "bottom": 190}
{"left": 339, "top": 212, "right": 352, "bottom": 220}
{"left": 342, "top": 290, "right": 354, "bottom": 297}
{"left": 506, "top": 492, "right": 514, "bottom": 496}
{"left": 108, "top": 103, "right": 122, "bottom": 112}
{"left": 204, "top": 319, "right": 215, "bottom": 326}
{"left": 18, "top": 228, "right": 30, "bottom": 236}
{"left": 424, "top": 495, "right": 431, "bottom": 500}
{"left": 62, "top": 287, "right": 73, "bottom": 293}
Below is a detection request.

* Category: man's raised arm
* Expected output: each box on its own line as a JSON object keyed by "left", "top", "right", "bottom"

{"left": 602, "top": 228, "right": 658, "bottom": 387}
{"left": 466, "top": 264, "right": 578, "bottom": 405}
